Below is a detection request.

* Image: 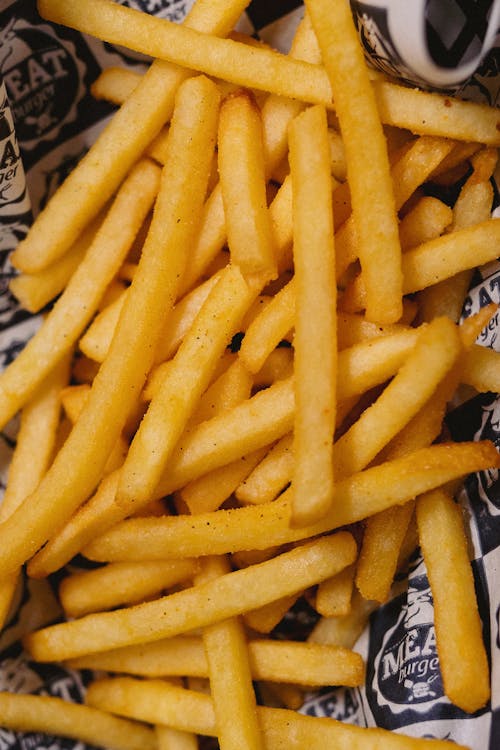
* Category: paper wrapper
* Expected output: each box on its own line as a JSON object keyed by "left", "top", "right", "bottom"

{"left": 0, "top": 1, "right": 499, "bottom": 748}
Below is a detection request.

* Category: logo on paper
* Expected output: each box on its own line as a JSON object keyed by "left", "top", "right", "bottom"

{"left": 0, "top": 18, "right": 84, "bottom": 149}
{"left": 117, "top": 0, "right": 194, "bottom": 21}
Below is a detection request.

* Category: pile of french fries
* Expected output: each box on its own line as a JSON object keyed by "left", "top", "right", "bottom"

{"left": 1, "top": 0, "right": 500, "bottom": 747}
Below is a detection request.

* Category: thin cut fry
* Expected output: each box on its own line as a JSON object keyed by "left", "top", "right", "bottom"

{"left": 59, "top": 559, "right": 199, "bottom": 617}
{"left": 24, "top": 533, "right": 357, "bottom": 661}
{"left": 0, "top": 159, "right": 161, "bottom": 429}
{"left": 0, "top": 76, "right": 220, "bottom": 575}
{"left": 83, "top": 442, "right": 499, "bottom": 563}
{"left": 289, "top": 103, "right": 336, "bottom": 525}
{"left": 218, "top": 92, "right": 277, "bottom": 279}
{"left": 84, "top": 676, "right": 469, "bottom": 749}
{"left": 118, "top": 264, "right": 253, "bottom": 510}
{"left": 195, "top": 555, "right": 263, "bottom": 750}
{"left": 306, "top": 0, "right": 402, "bottom": 324}
{"left": 69, "top": 635, "right": 364, "bottom": 688}
{"left": 416, "top": 489, "right": 490, "bottom": 713}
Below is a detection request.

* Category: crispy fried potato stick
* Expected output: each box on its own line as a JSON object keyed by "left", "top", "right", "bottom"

{"left": 60, "top": 559, "right": 199, "bottom": 618}
{"left": 0, "top": 692, "right": 156, "bottom": 750}
{"left": 13, "top": 0, "right": 252, "bottom": 272}
{"left": 343, "top": 218, "right": 500, "bottom": 311}
{"left": 0, "top": 76, "right": 220, "bottom": 575}
{"left": 218, "top": 92, "right": 277, "bottom": 279}
{"left": 83, "top": 442, "right": 499, "bottom": 563}
{"left": 0, "top": 357, "right": 69, "bottom": 629}
{"left": 333, "top": 316, "right": 462, "bottom": 478}
{"left": 289, "top": 103, "right": 336, "bottom": 526}
{"left": 9, "top": 214, "right": 103, "bottom": 313}
{"left": 196, "top": 555, "right": 263, "bottom": 750}
{"left": 118, "top": 264, "right": 254, "bottom": 508}
{"left": 306, "top": 0, "right": 401, "bottom": 324}
{"left": 68, "top": 635, "right": 365, "bottom": 688}
{"left": 0, "top": 159, "right": 161, "bottom": 430}
{"left": 84, "top": 676, "right": 469, "bottom": 749}
{"left": 25, "top": 534, "right": 357, "bottom": 661}
{"left": 38, "top": 1, "right": 500, "bottom": 146}
{"left": 417, "top": 489, "right": 490, "bottom": 713}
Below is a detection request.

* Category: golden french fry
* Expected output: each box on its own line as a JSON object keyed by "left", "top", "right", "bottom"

{"left": 0, "top": 356, "right": 70, "bottom": 628}
{"left": 399, "top": 197, "right": 453, "bottom": 252}
{"left": 315, "top": 564, "right": 355, "bottom": 618}
{"left": 0, "top": 159, "right": 160, "bottom": 430}
{"left": 84, "top": 676, "right": 468, "bottom": 749}
{"left": 343, "top": 218, "right": 500, "bottom": 312}
{"left": 416, "top": 489, "right": 490, "bottom": 712}
{"left": 218, "top": 92, "right": 277, "bottom": 279}
{"left": 244, "top": 594, "right": 300, "bottom": 634}
{"left": 83, "top": 441, "right": 499, "bottom": 563}
{"left": 0, "top": 691, "right": 156, "bottom": 750}
{"left": 289, "top": 103, "right": 336, "bottom": 525}
{"left": 306, "top": 0, "right": 401, "bottom": 324}
{"left": 195, "top": 555, "right": 263, "bottom": 750}
{"left": 69, "top": 635, "right": 364, "bottom": 688}
{"left": 24, "top": 533, "right": 357, "bottom": 661}
{"left": 0, "top": 76, "right": 220, "bottom": 575}
{"left": 309, "top": 589, "right": 378, "bottom": 650}
{"left": 181, "top": 448, "right": 267, "bottom": 515}
{"left": 59, "top": 559, "right": 199, "bottom": 617}
{"left": 333, "top": 316, "right": 462, "bottom": 478}
{"left": 236, "top": 434, "right": 293, "bottom": 506}
{"left": 335, "top": 136, "right": 455, "bottom": 280}
{"left": 238, "top": 279, "right": 295, "bottom": 374}
{"left": 117, "top": 264, "right": 254, "bottom": 510}
{"left": 9, "top": 213, "right": 104, "bottom": 313}
{"left": 91, "top": 66, "right": 141, "bottom": 103}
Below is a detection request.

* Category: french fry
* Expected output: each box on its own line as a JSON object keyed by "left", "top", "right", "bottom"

{"left": 416, "top": 489, "right": 490, "bottom": 712}
{"left": 461, "top": 343, "right": 500, "bottom": 393}
{"left": 195, "top": 555, "right": 263, "bottom": 750}
{"left": 59, "top": 559, "right": 199, "bottom": 618}
{"left": 156, "top": 726, "right": 199, "bottom": 750}
{"left": 333, "top": 316, "right": 462, "bottom": 478}
{"left": 218, "top": 92, "right": 277, "bottom": 279}
{"left": 238, "top": 278, "right": 295, "bottom": 374}
{"left": 83, "top": 442, "right": 499, "bottom": 563}
{"left": 343, "top": 218, "right": 500, "bottom": 312}
{"left": 289, "top": 103, "right": 336, "bottom": 526}
{"left": 117, "top": 264, "right": 254, "bottom": 510}
{"left": 309, "top": 589, "right": 378, "bottom": 650}
{"left": 24, "top": 533, "right": 357, "bottom": 661}
{"left": 306, "top": 0, "right": 402, "bottom": 324}
{"left": 0, "top": 76, "right": 220, "bottom": 575}
{"left": 236, "top": 434, "right": 293, "bottom": 506}
{"left": 0, "top": 356, "right": 70, "bottom": 629}
{"left": 181, "top": 447, "right": 268, "bottom": 515}
{"left": 335, "top": 136, "right": 455, "bottom": 280}
{"left": 399, "top": 197, "right": 453, "bottom": 251}
{"left": 38, "top": 2, "right": 500, "bottom": 146}
{"left": 9, "top": 213, "right": 104, "bottom": 313}
{"left": 68, "top": 635, "right": 364, "bottom": 688}
{"left": 0, "top": 158, "right": 160, "bottom": 430}
{"left": 91, "top": 66, "right": 142, "bottom": 104}
{"left": 244, "top": 594, "right": 300, "bottom": 635}
{"left": 0, "top": 692, "right": 156, "bottom": 750}
{"left": 315, "top": 564, "right": 355, "bottom": 618}
{"left": 84, "top": 676, "right": 468, "bottom": 749}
